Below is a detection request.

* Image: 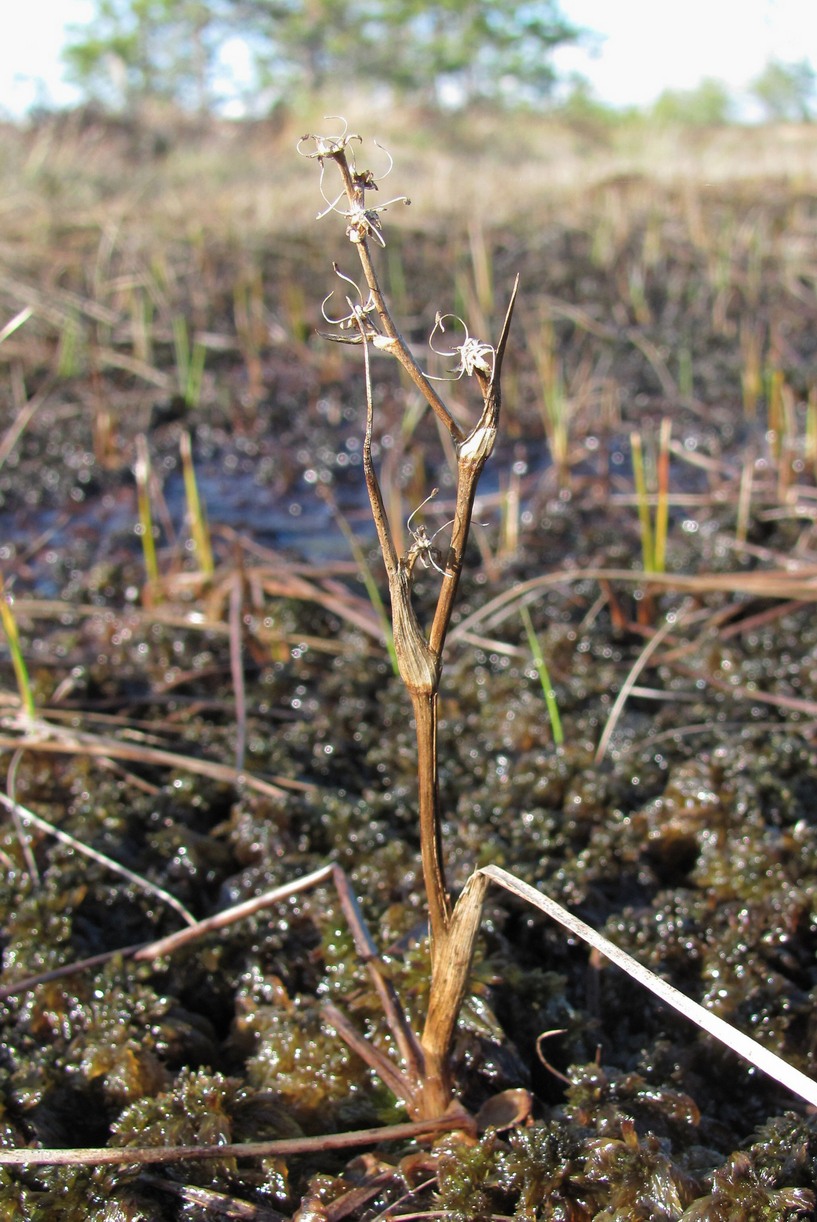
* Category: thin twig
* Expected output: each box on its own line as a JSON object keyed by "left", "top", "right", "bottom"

{"left": 5, "top": 748, "right": 38, "bottom": 882}
{"left": 0, "top": 376, "right": 50, "bottom": 474}
{"left": 0, "top": 719, "right": 310, "bottom": 796}
{"left": 0, "top": 943, "right": 149, "bottom": 1000}
{"left": 331, "top": 865, "right": 425, "bottom": 1086}
{"left": 324, "top": 1001, "right": 418, "bottom": 1108}
{"left": 135, "top": 864, "right": 335, "bottom": 959}
{"left": 594, "top": 612, "right": 684, "bottom": 764}
{"left": 0, "top": 1116, "right": 461, "bottom": 1168}
{"left": 0, "top": 792, "right": 196, "bottom": 926}
{"left": 140, "top": 1175, "right": 287, "bottom": 1221}
{"left": 0, "top": 866, "right": 336, "bottom": 999}
{"left": 228, "top": 569, "right": 247, "bottom": 774}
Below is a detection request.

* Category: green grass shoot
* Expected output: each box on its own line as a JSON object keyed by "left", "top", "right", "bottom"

{"left": 530, "top": 318, "right": 570, "bottom": 478}
{"left": 179, "top": 430, "right": 214, "bottom": 578}
{"left": 519, "top": 603, "right": 564, "bottom": 746}
{"left": 56, "top": 311, "right": 81, "bottom": 378}
{"left": 129, "top": 286, "right": 155, "bottom": 366}
{"left": 631, "top": 419, "right": 671, "bottom": 574}
{"left": 630, "top": 430, "right": 654, "bottom": 572}
{"left": 0, "top": 576, "right": 35, "bottom": 719}
{"left": 172, "top": 316, "right": 207, "bottom": 408}
{"left": 654, "top": 417, "right": 671, "bottom": 573}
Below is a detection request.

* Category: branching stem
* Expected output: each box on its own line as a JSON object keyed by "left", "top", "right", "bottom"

{"left": 303, "top": 127, "right": 518, "bottom": 1118}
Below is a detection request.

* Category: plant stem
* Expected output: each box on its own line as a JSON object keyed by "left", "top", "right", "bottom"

{"left": 419, "top": 869, "right": 489, "bottom": 1116}
{"left": 411, "top": 690, "right": 451, "bottom": 955}
{"left": 304, "top": 129, "right": 518, "bottom": 1118}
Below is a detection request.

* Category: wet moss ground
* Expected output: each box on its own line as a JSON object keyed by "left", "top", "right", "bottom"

{"left": 1, "top": 121, "right": 817, "bottom": 1217}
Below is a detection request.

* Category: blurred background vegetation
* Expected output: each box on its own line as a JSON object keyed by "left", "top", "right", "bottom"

{"left": 57, "top": 0, "right": 817, "bottom": 129}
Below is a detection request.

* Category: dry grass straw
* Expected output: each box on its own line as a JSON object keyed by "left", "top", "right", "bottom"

{"left": 452, "top": 562, "right": 817, "bottom": 649}
{"left": 0, "top": 586, "right": 314, "bottom": 804}
{"left": 0, "top": 1116, "right": 459, "bottom": 1170}
{"left": 0, "top": 714, "right": 310, "bottom": 799}
{"left": 0, "top": 791, "right": 196, "bottom": 926}
{"left": 480, "top": 864, "right": 817, "bottom": 1110}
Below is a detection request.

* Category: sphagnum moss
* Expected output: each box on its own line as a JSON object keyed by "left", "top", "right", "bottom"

{"left": 4, "top": 120, "right": 817, "bottom": 1220}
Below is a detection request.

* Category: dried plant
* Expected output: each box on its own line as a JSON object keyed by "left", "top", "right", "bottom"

{"left": 300, "top": 119, "right": 518, "bottom": 1116}
{"left": 297, "top": 119, "right": 817, "bottom": 1127}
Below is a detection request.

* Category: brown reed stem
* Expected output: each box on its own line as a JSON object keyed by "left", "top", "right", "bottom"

{"left": 301, "top": 125, "right": 518, "bottom": 1118}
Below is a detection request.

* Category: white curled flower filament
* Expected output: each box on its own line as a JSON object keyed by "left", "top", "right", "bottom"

{"left": 428, "top": 313, "right": 495, "bottom": 381}
{"left": 321, "top": 264, "right": 380, "bottom": 341}
{"left": 403, "top": 489, "right": 455, "bottom": 579}
{"left": 317, "top": 165, "right": 409, "bottom": 249}
{"left": 296, "top": 115, "right": 362, "bottom": 161}
{"left": 321, "top": 193, "right": 410, "bottom": 248}
{"left": 300, "top": 123, "right": 410, "bottom": 247}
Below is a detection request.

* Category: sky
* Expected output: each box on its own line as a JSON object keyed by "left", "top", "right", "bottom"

{"left": 552, "top": 0, "right": 817, "bottom": 115}
{"left": 1, "top": 0, "right": 816, "bottom": 119}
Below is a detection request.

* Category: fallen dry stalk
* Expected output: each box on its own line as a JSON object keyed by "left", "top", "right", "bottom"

{"left": 451, "top": 563, "right": 817, "bottom": 644}
{"left": 0, "top": 1116, "right": 462, "bottom": 1169}
{"left": 0, "top": 791, "right": 196, "bottom": 926}
{"left": 480, "top": 865, "right": 817, "bottom": 1110}
{"left": 0, "top": 714, "right": 311, "bottom": 797}
{"left": 0, "top": 864, "right": 337, "bottom": 1001}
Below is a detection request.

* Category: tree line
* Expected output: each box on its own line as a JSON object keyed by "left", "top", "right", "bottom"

{"left": 63, "top": 0, "right": 581, "bottom": 116}
{"left": 63, "top": 2, "right": 817, "bottom": 124}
